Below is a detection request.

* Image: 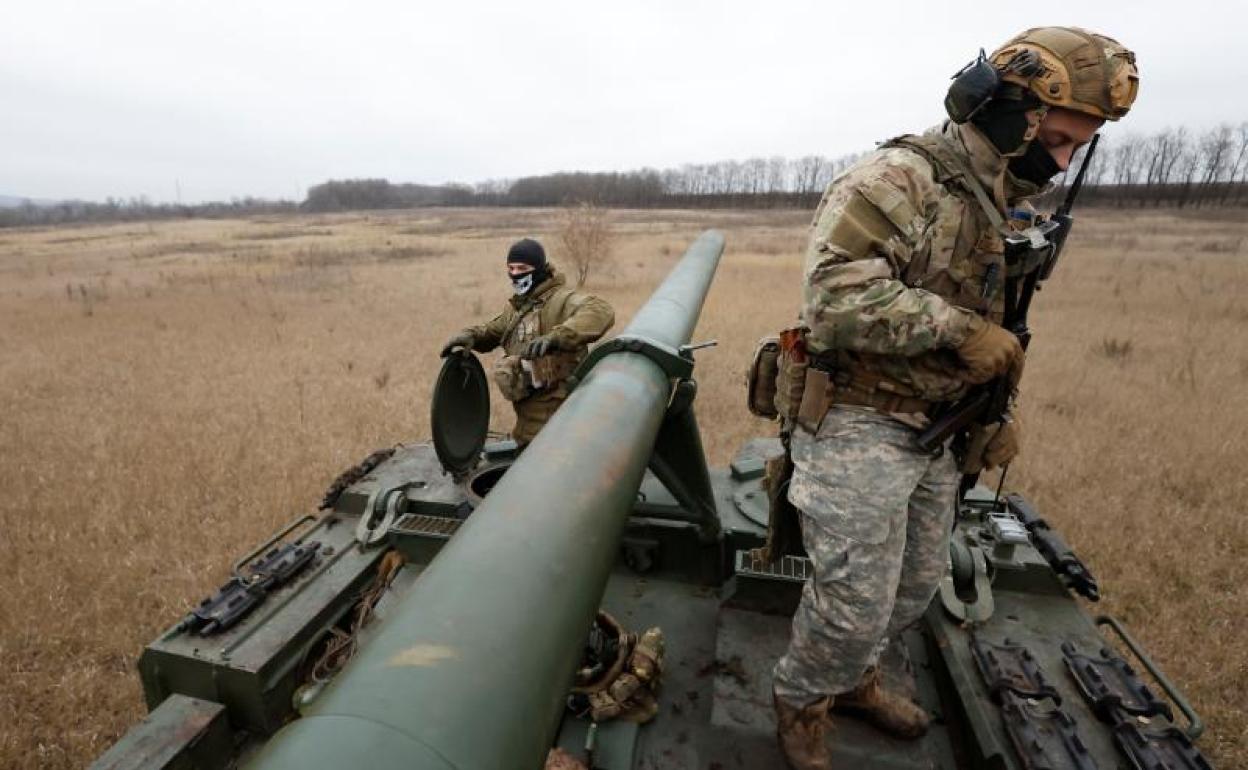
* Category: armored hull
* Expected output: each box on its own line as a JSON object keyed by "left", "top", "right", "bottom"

{"left": 93, "top": 232, "right": 1211, "bottom": 770}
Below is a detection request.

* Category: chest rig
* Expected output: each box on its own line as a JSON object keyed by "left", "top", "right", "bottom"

{"left": 501, "top": 286, "right": 576, "bottom": 357}
{"left": 881, "top": 134, "right": 1014, "bottom": 321}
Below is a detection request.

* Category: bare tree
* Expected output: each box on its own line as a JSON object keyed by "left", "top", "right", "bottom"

{"left": 1110, "top": 133, "right": 1143, "bottom": 189}
{"left": 1198, "top": 125, "right": 1234, "bottom": 188}
{"left": 742, "top": 158, "right": 768, "bottom": 196}
{"left": 1145, "top": 127, "right": 1189, "bottom": 205}
{"left": 1230, "top": 123, "right": 1248, "bottom": 204}
{"left": 1087, "top": 138, "right": 1111, "bottom": 187}
{"left": 793, "top": 155, "right": 827, "bottom": 195}
{"left": 766, "top": 156, "right": 789, "bottom": 196}
{"left": 1175, "top": 141, "right": 1201, "bottom": 208}
{"left": 557, "top": 202, "right": 614, "bottom": 288}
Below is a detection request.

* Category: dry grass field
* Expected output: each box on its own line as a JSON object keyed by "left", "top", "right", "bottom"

{"left": 0, "top": 206, "right": 1245, "bottom": 768}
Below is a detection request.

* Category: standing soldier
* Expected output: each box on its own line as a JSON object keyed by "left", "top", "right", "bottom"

{"left": 441, "top": 238, "right": 615, "bottom": 447}
{"left": 771, "top": 28, "right": 1139, "bottom": 769}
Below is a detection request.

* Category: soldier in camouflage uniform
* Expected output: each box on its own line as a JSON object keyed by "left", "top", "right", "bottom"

{"left": 771, "top": 28, "right": 1139, "bottom": 769}
{"left": 441, "top": 238, "right": 614, "bottom": 447}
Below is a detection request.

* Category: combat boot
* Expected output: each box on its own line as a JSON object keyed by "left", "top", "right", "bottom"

{"left": 773, "top": 690, "right": 833, "bottom": 770}
{"left": 833, "top": 666, "right": 928, "bottom": 738}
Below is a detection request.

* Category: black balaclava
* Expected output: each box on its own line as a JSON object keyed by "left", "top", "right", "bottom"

{"left": 506, "top": 238, "right": 548, "bottom": 295}
{"left": 971, "top": 85, "right": 1060, "bottom": 186}
{"left": 1010, "top": 139, "right": 1061, "bottom": 186}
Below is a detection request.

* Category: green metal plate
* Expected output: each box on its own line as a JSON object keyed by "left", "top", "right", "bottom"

{"left": 89, "top": 694, "right": 233, "bottom": 770}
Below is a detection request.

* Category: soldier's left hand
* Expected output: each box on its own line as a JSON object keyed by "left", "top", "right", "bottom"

{"left": 523, "top": 335, "right": 558, "bottom": 359}
{"left": 960, "top": 415, "right": 1022, "bottom": 474}
{"left": 957, "top": 318, "right": 1024, "bottom": 386}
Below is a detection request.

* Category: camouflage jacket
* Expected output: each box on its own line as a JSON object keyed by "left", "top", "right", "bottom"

{"left": 463, "top": 264, "right": 615, "bottom": 362}
{"left": 801, "top": 120, "right": 1038, "bottom": 403}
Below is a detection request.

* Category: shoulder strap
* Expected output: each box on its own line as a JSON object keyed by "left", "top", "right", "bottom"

{"left": 502, "top": 286, "right": 578, "bottom": 346}
{"left": 500, "top": 304, "right": 531, "bottom": 348}
{"left": 882, "top": 134, "right": 1009, "bottom": 236}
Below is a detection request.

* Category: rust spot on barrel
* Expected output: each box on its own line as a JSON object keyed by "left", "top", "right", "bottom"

{"left": 388, "top": 644, "right": 459, "bottom": 668}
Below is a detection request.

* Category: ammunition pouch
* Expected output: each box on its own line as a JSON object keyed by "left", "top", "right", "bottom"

{"left": 569, "top": 613, "right": 665, "bottom": 724}
{"left": 492, "top": 355, "right": 533, "bottom": 402}
{"left": 528, "top": 351, "right": 580, "bottom": 390}
{"left": 746, "top": 335, "right": 781, "bottom": 419}
{"left": 629, "top": 627, "right": 663, "bottom": 684}
{"left": 796, "top": 368, "right": 832, "bottom": 434}
{"left": 773, "top": 327, "right": 809, "bottom": 425}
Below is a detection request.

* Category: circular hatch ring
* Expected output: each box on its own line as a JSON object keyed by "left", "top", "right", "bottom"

{"left": 430, "top": 352, "right": 491, "bottom": 476}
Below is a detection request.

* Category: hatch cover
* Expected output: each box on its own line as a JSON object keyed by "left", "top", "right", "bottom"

{"left": 430, "top": 353, "right": 490, "bottom": 476}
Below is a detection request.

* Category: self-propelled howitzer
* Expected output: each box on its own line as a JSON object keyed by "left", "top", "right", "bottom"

{"left": 250, "top": 231, "right": 725, "bottom": 770}
{"left": 94, "top": 231, "right": 1214, "bottom": 770}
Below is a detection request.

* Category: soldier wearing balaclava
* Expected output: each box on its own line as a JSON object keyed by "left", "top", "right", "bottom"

{"left": 441, "top": 238, "right": 615, "bottom": 446}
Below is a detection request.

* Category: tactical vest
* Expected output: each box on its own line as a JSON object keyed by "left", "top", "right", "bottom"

{"left": 498, "top": 285, "right": 585, "bottom": 399}
{"left": 812, "top": 134, "right": 1015, "bottom": 407}
{"left": 881, "top": 133, "right": 1009, "bottom": 322}
{"left": 501, "top": 285, "right": 579, "bottom": 356}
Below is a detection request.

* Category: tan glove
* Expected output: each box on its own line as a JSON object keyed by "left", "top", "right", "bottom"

{"left": 961, "top": 415, "right": 1022, "bottom": 473}
{"left": 957, "top": 316, "right": 1024, "bottom": 386}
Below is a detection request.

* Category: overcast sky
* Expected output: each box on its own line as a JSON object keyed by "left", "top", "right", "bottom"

{"left": 3, "top": 0, "right": 1244, "bottom": 203}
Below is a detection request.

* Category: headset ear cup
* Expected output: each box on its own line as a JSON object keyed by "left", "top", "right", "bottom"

{"left": 945, "top": 58, "right": 1001, "bottom": 123}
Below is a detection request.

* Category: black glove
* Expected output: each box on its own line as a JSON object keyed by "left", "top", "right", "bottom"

{"left": 523, "top": 334, "right": 559, "bottom": 359}
{"left": 440, "top": 332, "right": 474, "bottom": 358}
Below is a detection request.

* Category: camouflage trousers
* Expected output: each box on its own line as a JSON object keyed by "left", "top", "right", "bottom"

{"left": 773, "top": 406, "right": 956, "bottom": 704}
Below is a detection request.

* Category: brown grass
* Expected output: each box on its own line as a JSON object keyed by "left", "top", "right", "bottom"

{"left": 0, "top": 208, "right": 1244, "bottom": 767}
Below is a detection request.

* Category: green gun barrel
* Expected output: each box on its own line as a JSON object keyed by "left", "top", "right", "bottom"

{"left": 249, "top": 230, "right": 726, "bottom": 770}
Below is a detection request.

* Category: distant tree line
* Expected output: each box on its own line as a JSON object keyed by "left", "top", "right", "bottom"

{"left": 302, "top": 179, "right": 477, "bottom": 210}
{"left": 300, "top": 123, "right": 1248, "bottom": 211}
{"left": 3, "top": 123, "right": 1246, "bottom": 228}
{"left": 0, "top": 196, "right": 297, "bottom": 228}
{"left": 1070, "top": 124, "right": 1248, "bottom": 207}
{"left": 302, "top": 154, "right": 866, "bottom": 213}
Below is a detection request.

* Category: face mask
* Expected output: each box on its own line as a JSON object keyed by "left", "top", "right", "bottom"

{"left": 511, "top": 272, "right": 534, "bottom": 295}
{"left": 972, "top": 107, "right": 1031, "bottom": 156}
{"left": 970, "top": 89, "right": 1037, "bottom": 156}
{"left": 1008, "top": 140, "right": 1062, "bottom": 186}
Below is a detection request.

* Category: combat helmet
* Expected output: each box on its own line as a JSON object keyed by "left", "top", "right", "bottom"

{"left": 989, "top": 26, "right": 1139, "bottom": 120}
{"left": 945, "top": 27, "right": 1139, "bottom": 126}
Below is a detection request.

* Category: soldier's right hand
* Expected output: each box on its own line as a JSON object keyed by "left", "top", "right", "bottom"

{"left": 440, "top": 332, "right": 475, "bottom": 358}
{"left": 960, "top": 414, "right": 1022, "bottom": 473}
{"left": 956, "top": 317, "right": 1023, "bottom": 386}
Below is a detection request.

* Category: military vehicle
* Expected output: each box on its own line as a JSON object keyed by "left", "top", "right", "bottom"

{"left": 93, "top": 232, "right": 1213, "bottom": 769}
